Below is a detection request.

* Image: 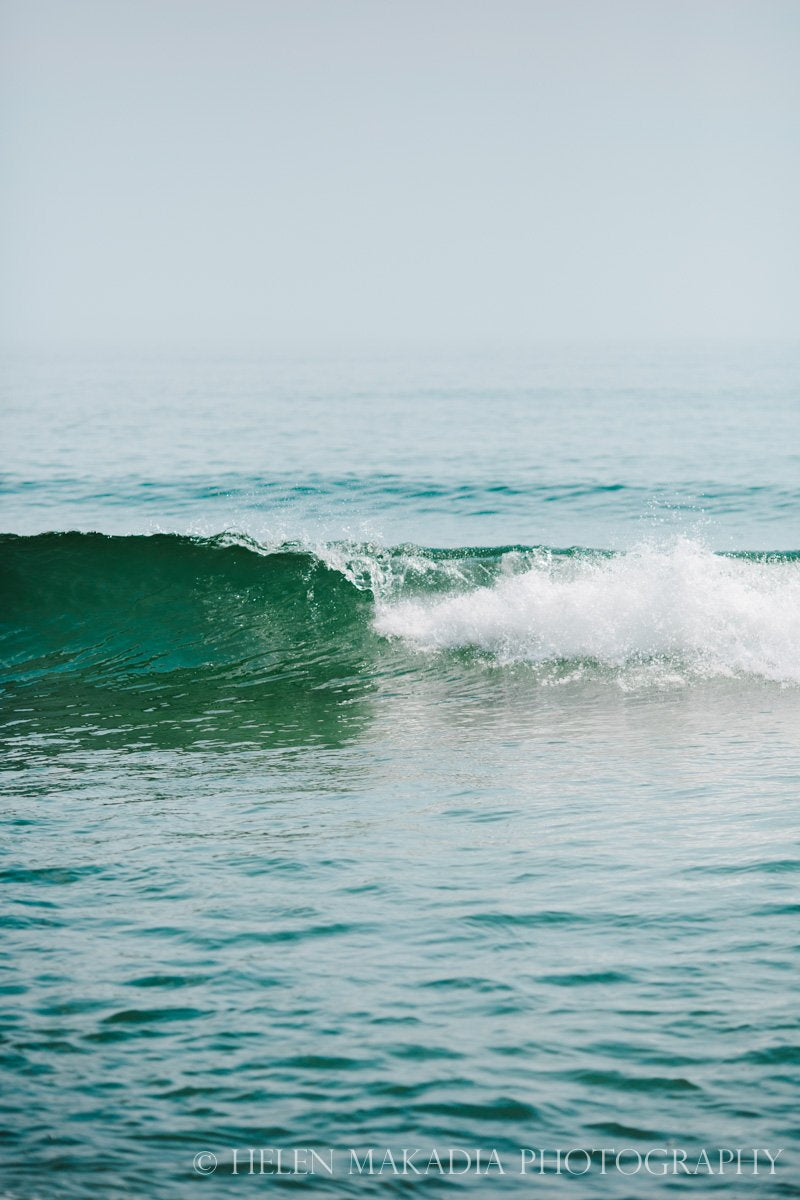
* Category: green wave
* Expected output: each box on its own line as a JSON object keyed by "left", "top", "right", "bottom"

{"left": 0, "top": 532, "right": 390, "bottom": 750}
{"left": 0, "top": 530, "right": 603, "bottom": 684}
{"left": 0, "top": 531, "right": 382, "bottom": 681}
{"left": 2, "top": 531, "right": 799, "bottom": 749}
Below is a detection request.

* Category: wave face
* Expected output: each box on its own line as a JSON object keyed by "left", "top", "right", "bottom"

{"left": 2, "top": 532, "right": 799, "bottom": 692}
{"left": 0, "top": 530, "right": 370, "bottom": 682}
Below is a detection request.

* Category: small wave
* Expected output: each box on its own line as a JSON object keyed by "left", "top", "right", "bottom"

{"left": 2, "top": 532, "right": 799, "bottom": 690}
{"left": 374, "top": 538, "right": 800, "bottom": 683}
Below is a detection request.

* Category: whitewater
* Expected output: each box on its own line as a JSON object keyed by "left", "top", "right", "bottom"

{"left": 373, "top": 538, "right": 800, "bottom": 683}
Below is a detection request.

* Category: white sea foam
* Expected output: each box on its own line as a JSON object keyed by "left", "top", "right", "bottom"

{"left": 373, "top": 538, "right": 800, "bottom": 683}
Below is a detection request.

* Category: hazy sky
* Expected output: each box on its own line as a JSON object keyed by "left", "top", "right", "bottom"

{"left": 1, "top": 0, "right": 798, "bottom": 347}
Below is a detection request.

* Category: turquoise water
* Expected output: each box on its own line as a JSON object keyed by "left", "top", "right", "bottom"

{"left": 2, "top": 344, "right": 799, "bottom": 1197}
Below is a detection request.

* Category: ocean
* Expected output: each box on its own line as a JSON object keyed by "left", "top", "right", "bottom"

{"left": 1, "top": 342, "right": 799, "bottom": 1197}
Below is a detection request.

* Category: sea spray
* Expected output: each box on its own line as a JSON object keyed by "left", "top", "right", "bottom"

{"left": 373, "top": 537, "right": 800, "bottom": 683}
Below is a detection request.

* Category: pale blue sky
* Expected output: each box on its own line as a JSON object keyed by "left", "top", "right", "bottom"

{"left": 1, "top": 0, "right": 798, "bottom": 347}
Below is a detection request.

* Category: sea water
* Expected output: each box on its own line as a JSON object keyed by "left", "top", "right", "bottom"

{"left": 1, "top": 342, "right": 799, "bottom": 1196}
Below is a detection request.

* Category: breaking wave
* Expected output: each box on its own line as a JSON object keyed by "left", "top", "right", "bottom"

{"left": 2, "top": 531, "right": 799, "bottom": 689}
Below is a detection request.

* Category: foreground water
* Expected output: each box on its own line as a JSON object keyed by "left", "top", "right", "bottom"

{"left": 1, "top": 344, "right": 799, "bottom": 1197}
